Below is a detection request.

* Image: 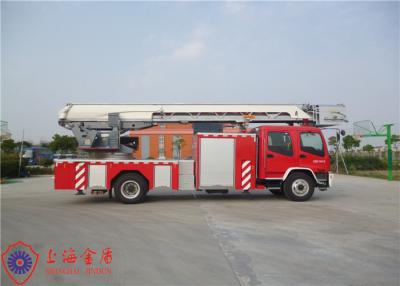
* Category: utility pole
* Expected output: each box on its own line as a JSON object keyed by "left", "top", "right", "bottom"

{"left": 335, "top": 143, "right": 339, "bottom": 173}
{"left": 18, "top": 129, "right": 24, "bottom": 177}
{"left": 385, "top": 124, "right": 393, "bottom": 181}
{"left": 334, "top": 129, "right": 348, "bottom": 175}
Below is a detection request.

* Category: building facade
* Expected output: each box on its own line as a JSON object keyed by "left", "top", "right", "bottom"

{"left": 130, "top": 123, "right": 246, "bottom": 160}
{"left": 130, "top": 123, "right": 194, "bottom": 160}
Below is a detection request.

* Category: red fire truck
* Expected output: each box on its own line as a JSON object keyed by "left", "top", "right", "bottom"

{"left": 54, "top": 104, "right": 346, "bottom": 203}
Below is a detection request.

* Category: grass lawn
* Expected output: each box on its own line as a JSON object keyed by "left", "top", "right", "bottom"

{"left": 347, "top": 170, "right": 400, "bottom": 181}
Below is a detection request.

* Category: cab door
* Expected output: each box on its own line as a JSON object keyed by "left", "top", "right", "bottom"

{"left": 298, "top": 131, "right": 329, "bottom": 171}
{"left": 264, "top": 131, "right": 298, "bottom": 178}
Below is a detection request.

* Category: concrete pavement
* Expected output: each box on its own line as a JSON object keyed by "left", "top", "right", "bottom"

{"left": 1, "top": 175, "right": 399, "bottom": 286}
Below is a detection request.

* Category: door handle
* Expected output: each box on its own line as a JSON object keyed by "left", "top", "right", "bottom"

{"left": 300, "top": 154, "right": 306, "bottom": 158}
{"left": 267, "top": 154, "right": 274, "bottom": 158}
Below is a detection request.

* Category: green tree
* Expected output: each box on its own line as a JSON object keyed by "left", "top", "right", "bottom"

{"left": 362, "top": 144, "right": 374, "bottom": 152}
{"left": 385, "top": 134, "right": 400, "bottom": 146}
{"left": 342, "top": 135, "right": 360, "bottom": 151}
{"left": 40, "top": 141, "right": 50, "bottom": 148}
{"left": 328, "top": 136, "right": 337, "bottom": 147}
{"left": 15, "top": 140, "right": 32, "bottom": 148}
{"left": 49, "top": 134, "right": 78, "bottom": 153}
{"left": 1, "top": 153, "right": 27, "bottom": 178}
{"left": 1, "top": 139, "right": 17, "bottom": 153}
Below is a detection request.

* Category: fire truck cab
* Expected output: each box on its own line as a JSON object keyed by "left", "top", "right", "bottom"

{"left": 256, "top": 125, "right": 332, "bottom": 200}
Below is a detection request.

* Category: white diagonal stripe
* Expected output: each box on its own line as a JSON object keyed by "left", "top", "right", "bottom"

{"left": 242, "top": 174, "right": 251, "bottom": 186}
{"left": 242, "top": 160, "right": 250, "bottom": 169}
{"left": 75, "top": 177, "right": 85, "bottom": 189}
{"left": 76, "top": 183, "right": 85, "bottom": 190}
{"left": 75, "top": 163, "right": 84, "bottom": 171}
{"left": 242, "top": 166, "right": 251, "bottom": 177}
{"left": 243, "top": 182, "right": 251, "bottom": 190}
{"left": 75, "top": 168, "right": 85, "bottom": 180}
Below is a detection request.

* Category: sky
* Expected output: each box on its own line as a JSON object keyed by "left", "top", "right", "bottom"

{"left": 1, "top": 1, "right": 399, "bottom": 144}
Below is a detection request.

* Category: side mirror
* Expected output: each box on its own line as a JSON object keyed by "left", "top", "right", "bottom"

{"left": 336, "top": 129, "right": 346, "bottom": 142}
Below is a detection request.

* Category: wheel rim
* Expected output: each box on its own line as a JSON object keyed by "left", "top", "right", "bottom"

{"left": 121, "top": 180, "right": 141, "bottom": 199}
{"left": 291, "top": 179, "right": 309, "bottom": 197}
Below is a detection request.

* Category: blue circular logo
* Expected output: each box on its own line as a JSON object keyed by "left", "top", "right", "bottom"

{"left": 7, "top": 250, "right": 33, "bottom": 275}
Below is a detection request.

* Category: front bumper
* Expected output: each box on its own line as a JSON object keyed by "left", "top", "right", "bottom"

{"left": 315, "top": 172, "right": 333, "bottom": 188}
{"left": 328, "top": 172, "right": 334, "bottom": 187}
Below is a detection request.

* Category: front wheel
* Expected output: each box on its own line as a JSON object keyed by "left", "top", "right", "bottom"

{"left": 114, "top": 173, "right": 148, "bottom": 204}
{"left": 283, "top": 173, "right": 315, "bottom": 201}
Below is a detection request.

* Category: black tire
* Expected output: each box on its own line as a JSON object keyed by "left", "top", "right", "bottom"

{"left": 283, "top": 172, "right": 315, "bottom": 201}
{"left": 114, "top": 173, "right": 148, "bottom": 204}
{"left": 269, "top": 189, "right": 284, "bottom": 196}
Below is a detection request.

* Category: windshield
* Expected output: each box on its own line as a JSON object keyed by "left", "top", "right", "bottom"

{"left": 300, "top": 132, "right": 324, "bottom": 157}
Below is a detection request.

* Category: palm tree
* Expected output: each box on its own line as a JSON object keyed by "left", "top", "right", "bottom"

{"left": 173, "top": 137, "right": 185, "bottom": 159}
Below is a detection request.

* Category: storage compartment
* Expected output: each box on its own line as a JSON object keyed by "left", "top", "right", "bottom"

{"left": 89, "top": 164, "right": 106, "bottom": 189}
{"left": 199, "top": 138, "right": 235, "bottom": 188}
{"left": 179, "top": 160, "right": 195, "bottom": 190}
{"left": 154, "top": 165, "right": 171, "bottom": 188}
{"left": 195, "top": 133, "right": 257, "bottom": 190}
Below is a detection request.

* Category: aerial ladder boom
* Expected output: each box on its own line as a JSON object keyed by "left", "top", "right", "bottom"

{"left": 58, "top": 103, "right": 347, "bottom": 151}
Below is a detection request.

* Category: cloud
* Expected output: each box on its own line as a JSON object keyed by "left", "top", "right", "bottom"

{"left": 170, "top": 38, "right": 205, "bottom": 61}
{"left": 222, "top": 1, "right": 249, "bottom": 16}
{"left": 127, "top": 27, "right": 208, "bottom": 92}
{"left": 147, "top": 28, "right": 208, "bottom": 63}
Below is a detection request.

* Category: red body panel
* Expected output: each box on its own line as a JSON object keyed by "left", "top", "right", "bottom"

{"left": 54, "top": 160, "right": 179, "bottom": 191}
{"left": 194, "top": 133, "right": 257, "bottom": 190}
{"left": 233, "top": 135, "right": 257, "bottom": 190}
{"left": 54, "top": 161, "right": 88, "bottom": 190}
{"left": 106, "top": 161, "right": 179, "bottom": 190}
{"left": 106, "top": 162, "right": 155, "bottom": 189}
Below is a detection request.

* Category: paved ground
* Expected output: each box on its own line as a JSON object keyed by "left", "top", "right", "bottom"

{"left": 1, "top": 175, "right": 399, "bottom": 286}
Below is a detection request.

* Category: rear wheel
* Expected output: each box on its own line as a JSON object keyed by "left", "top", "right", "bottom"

{"left": 114, "top": 173, "right": 148, "bottom": 204}
{"left": 283, "top": 173, "right": 315, "bottom": 201}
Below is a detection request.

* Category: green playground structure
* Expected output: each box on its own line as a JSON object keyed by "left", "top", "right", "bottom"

{"left": 354, "top": 121, "right": 395, "bottom": 181}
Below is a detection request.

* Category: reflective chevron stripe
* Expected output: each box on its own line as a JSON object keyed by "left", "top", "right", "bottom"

{"left": 241, "top": 160, "right": 252, "bottom": 190}
{"left": 75, "top": 163, "right": 87, "bottom": 190}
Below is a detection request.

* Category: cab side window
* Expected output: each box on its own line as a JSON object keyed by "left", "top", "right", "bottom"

{"left": 268, "top": 132, "right": 293, "bottom": 156}
{"left": 300, "top": 132, "right": 324, "bottom": 156}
